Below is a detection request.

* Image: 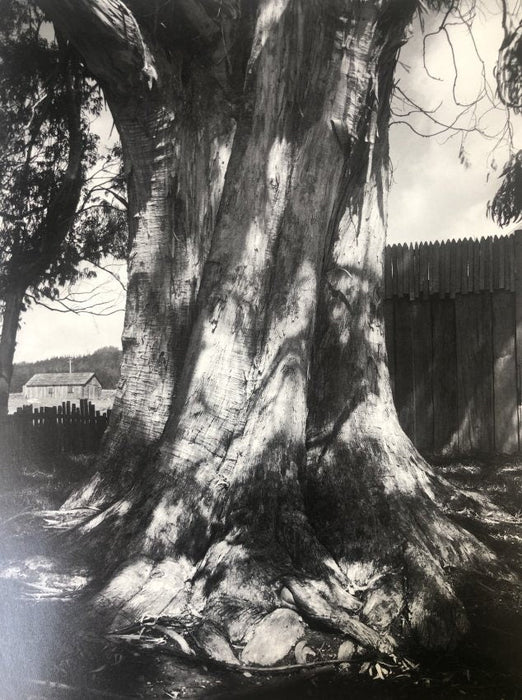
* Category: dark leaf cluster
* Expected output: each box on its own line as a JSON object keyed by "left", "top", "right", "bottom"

{"left": 0, "top": 0, "right": 126, "bottom": 309}
{"left": 488, "top": 151, "right": 522, "bottom": 227}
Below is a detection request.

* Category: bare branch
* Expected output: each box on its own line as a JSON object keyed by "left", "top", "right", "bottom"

{"left": 392, "top": 85, "right": 500, "bottom": 138}
{"left": 85, "top": 259, "right": 127, "bottom": 291}
{"left": 421, "top": 1, "right": 456, "bottom": 81}
{"left": 26, "top": 292, "right": 125, "bottom": 316}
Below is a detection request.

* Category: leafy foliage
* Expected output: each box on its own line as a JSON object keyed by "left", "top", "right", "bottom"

{"left": 488, "top": 151, "right": 522, "bottom": 227}
{"left": 0, "top": 0, "right": 126, "bottom": 309}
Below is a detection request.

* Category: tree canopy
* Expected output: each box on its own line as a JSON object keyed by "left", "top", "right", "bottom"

{"left": 0, "top": 0, "right": 127, "bottom": 307}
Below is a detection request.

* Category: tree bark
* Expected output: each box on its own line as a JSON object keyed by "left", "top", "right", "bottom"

{"left": 60, "top": 12, "right": 239, "bottom": 507}
{"left": 39, "top": 0, "right": 502, "bottom": 663}
{"left": 0, "top": 287, "right": 24, "bottom": 417}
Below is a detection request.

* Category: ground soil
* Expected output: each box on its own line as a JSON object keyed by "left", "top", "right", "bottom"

{"left": 0, "top": 452, "right": 521, "bottom": 699}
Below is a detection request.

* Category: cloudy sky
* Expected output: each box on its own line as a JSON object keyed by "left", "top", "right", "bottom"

{"left": 388, "top": 0, "right": 520, "bottom": 243}
{"left": 14, "top": 1, "right": 522, "bottom": 363}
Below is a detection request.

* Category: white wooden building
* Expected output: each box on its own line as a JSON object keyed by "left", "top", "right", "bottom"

{"left": 23, "top": 372, "right": 102, "bottom": 402}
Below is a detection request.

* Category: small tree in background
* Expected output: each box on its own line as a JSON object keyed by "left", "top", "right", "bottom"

{"left": 0, "top": 0, "right": 127, "bottom": 417}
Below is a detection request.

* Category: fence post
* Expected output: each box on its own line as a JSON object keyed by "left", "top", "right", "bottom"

{"left": 515, "top": 230, "right": 522, "bottom": 451}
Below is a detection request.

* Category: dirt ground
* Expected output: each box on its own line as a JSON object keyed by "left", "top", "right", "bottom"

{"left": 0, "top": 452, "right": 521, "bottom": 699}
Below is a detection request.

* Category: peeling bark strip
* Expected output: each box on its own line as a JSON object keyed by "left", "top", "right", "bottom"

{"left": 38, "top": 0, "right": 503, "bottom": 661}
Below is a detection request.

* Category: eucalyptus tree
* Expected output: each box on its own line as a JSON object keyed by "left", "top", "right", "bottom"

{"left": 35, "top": 0, "right": 522, "bottom": 665}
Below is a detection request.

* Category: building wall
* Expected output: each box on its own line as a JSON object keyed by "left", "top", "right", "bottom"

{"left": 23, "top": 378, "right": 102, "bottom": 401}
{"left": 86, "top": 378, "right": 102, "bottom": 399}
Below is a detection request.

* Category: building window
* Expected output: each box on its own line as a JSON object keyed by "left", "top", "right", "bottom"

{"left": 48, "top": 387, "right": 53, "bottom": 396}
{"left": 68, "top": 385, "right": 73, "bottom": 394}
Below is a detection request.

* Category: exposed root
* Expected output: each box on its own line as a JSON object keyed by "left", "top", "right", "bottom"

{"left": 92, "top": 556, "right": 195, "bottom": 631}
{"left": 285, "top": 578, "right": 396, "bottom": 655}
{"left": 107, "top": 614, "right": 390, "bottom": 674}
{"left": 0, "top": 555, "right": 90, "bottom": 601}
{"left": 61, "top": 471, "right": 116, "bottom": 512}
{"left": 86, "top": 542, "right": 400, "bottom": 672}
{"left": 59, "top": 466, "right": 500, "bottom": 667}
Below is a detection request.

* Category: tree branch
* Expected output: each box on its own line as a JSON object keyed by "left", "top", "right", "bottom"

{"left": 86, "top": 259, "right": 127, "bottom": 291}
{"left": 496, "top": 11, "right": 522, "bottom": 110}
{"left": 36, "top": 0, "right": 158, "bottom": 93}
{"left": 26, "top": 292, "right": 124, "bottom": 316}
{"left": 125, "top": 0, "right": 240, "bottom": 42}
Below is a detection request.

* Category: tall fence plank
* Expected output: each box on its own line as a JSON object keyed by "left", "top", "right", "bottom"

{"left": 393, "top": 298, "right": 415, "bottom": 439}
{"left": 412, "top": 299, "right": 434, "bottom": 451}
{"left": 492, "top": 291, "right": 518, "bottom": 453}
{"left": 455, "top": 294, "right": 494, "bottom": 453}
{"left": 473, "top": 240, "right": 481, "bottom": 293}
{"left": 450, "top": 241, "right": 458, "bottom": 298}
{"left": 431, "top": 298, "right": 458, "bottom": 455}
{"left": 420, "top": 243, "right": 429, "bottom": 297}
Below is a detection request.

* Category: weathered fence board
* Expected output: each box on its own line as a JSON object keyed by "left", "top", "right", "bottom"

{"left": 384, "top": 232, "right": 519, "bottom": 301}
{"left": 385, "top": 230, "right": 522, "bottom": 456}
{"left": 431, "top": 298, "right": 458, "bottom": 454}
{"left": 412, "top": 300, "right": 434, "bottom": 452}
{"left": 492, "top": 292, "right": 519, "bottom": 454}
{"left": 455, "top": 294, "right": 494, "bottom": 453}
{"left": 393, "top": 298, "right": 415, "bottom": 440}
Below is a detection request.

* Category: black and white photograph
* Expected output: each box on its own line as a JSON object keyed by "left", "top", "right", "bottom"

{"left": 0, "top": 0, "right": 521, "bottom": 697}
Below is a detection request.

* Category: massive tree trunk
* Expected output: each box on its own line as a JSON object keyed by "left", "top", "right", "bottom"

{"left": 39, "top": 0, "right": 502, "bottom": 664}
{"left": 79, "top": 64, "right": 236, "bottom": 502}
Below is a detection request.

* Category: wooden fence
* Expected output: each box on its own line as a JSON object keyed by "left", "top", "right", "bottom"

{"left": 0, "top": 399, "right": 111, "bottom": 464}
{"left": 384, "top": 230, "right": 522, "bottom": 456}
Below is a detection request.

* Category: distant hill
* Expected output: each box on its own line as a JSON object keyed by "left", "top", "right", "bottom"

{"left": 11, "top": 346, "right": 122, "bottom": 392}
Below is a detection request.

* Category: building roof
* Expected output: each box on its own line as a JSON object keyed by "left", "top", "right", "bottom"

{"left": 24, "top": 372, "right": 98, "bottom": 387}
